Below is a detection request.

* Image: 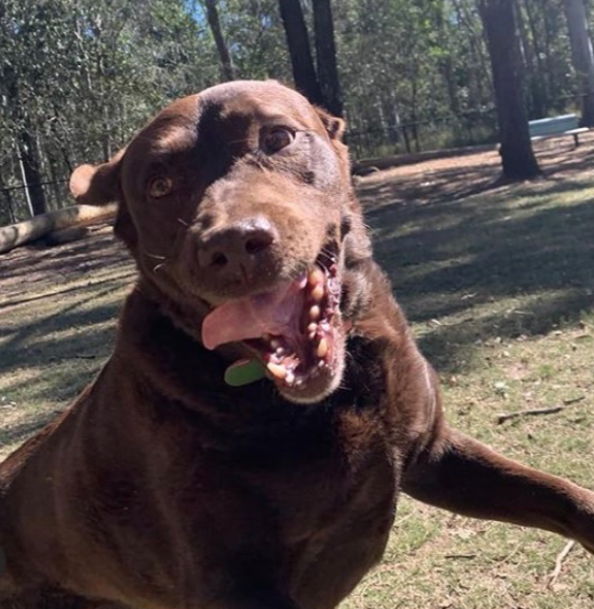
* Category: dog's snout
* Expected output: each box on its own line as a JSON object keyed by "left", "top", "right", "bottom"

{"left": 197, "top": 218, "right": 277, "bottom": 274}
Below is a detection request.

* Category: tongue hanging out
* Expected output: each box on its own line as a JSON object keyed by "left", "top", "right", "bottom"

{"left": 201, "top": 265, "right": 341, "bottom": 388}
{"left": 201, "top": 276, "right": 308, "bottom": 350}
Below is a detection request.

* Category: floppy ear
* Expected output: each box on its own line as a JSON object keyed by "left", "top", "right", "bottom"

{"left": 70, "top": 148, "right": 139, "bottom": 251}
{"left": 316, "top": 108, "right": 346, "bottom": 141}
{"left": 69, "top": 148, "right": 126, "bottom": 205}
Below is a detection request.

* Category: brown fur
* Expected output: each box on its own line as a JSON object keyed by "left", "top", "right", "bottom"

{"left": 1, "top": 81, "right": 593, "bottom": 609}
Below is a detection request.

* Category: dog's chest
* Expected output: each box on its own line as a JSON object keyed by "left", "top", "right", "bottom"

{"left": 190, "top": 405, "right": 398, "bottom": 556}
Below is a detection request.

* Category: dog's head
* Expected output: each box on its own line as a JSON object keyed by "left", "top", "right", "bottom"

{"left": 70, "top": 80, "right": 372, "bottom": 404}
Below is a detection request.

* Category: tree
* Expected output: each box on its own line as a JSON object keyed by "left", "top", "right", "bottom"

{"left": 563, "top": 0, "right": 594, "bottom": 126}
{"left": 277, "top": 0, "right": 324, "bottom": 106}
{"left": 0, "top": 0, "right": 215, "bottom": 222}
{"left": 204, "top": 0, "right": 235, "bottom": 81}
{"left": 477, "top": 0, "right": 540, "bottom": 180}
{"left": 312, "top": 0, "right": 343, "bottom": 116}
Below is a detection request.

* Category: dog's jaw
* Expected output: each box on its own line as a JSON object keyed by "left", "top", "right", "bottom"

{"left": 201, "top": 252, "right": 350, "bottom": 405}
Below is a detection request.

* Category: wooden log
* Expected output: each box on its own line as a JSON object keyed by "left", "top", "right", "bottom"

{"left": 0, "top": 204, "right": 116, "bottom": 255}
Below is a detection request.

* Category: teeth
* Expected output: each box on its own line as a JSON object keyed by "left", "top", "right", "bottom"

{"left": 267, "top": 362, "right": 287, "bottom": 380}
{"left": 307, "top": 322, "right": 317, "bottom": 334}
{"left": 309, "top": 305, "right": 321, "bottom": 320}
{"left": 275, "top": 347, "right": 285, "bottom": 356}
{"left": 311, "top": 284, "right": 325, "bottom": 302}
{"left": 316, "top": 338, "right": 328, "bottom": 359}
{"left": 270, "top": 338, "right": 282, "bottom": 350}
{"left": 308, "top": 268, "right": 325, "bottom": 286}
{"left": 285, "top": 371, "right": 295, "bottom": 385}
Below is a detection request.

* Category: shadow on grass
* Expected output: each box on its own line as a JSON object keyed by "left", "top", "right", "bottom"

{"left": 0, "top": 410, "right": 59, "bottom": 449}
{"left": 362, "top": 172, "right": 594, "bottom": 372}
{"left": 0, "top": 289, "right": 122, "bottom": 376}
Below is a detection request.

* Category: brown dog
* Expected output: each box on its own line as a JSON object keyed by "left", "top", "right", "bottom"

{"left": 1, "top": 81, "right": 593, "bottom": 609}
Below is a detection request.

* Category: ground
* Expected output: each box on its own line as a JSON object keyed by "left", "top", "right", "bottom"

{"left": 1, "top": 136, "right": 593, "bottom": 608}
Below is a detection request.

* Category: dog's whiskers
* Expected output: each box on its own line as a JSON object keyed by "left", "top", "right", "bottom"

{"left": 177, "top": 217, "right": 189, "bottom": 227}
{"left": 143, "top": 250, "right": 168, "bottom": 261}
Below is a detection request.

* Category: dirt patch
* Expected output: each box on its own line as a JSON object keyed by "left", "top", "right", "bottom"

{"left": 0, "top": 223, "right": 130, "bottom": 308}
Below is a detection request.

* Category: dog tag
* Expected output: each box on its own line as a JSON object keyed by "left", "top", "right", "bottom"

{"left": 224, "top": 359, "right": 266, "bottom": 387}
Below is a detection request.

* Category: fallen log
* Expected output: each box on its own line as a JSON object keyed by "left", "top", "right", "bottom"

{"left": 0, "top": 204, "right": 116, "bottom": 255}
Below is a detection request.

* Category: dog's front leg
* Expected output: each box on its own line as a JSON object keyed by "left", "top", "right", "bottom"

{"left": 402, "top": 425, "right": 594, "bottom": 554}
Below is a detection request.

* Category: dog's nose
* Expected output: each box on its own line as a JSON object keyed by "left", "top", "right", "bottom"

{"left": 197, "top": 217, "right": 277, "bottom": 275}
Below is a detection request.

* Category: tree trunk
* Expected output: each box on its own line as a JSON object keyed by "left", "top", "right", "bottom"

{"left": 563, "top": 0, "right": 594, "bottom": 126}
{"left": 278, "top": 0, "right": 324, "bottom": 106}
{"left": 478, "top": 0, "right": 540, "bottom": 180}
{"left": 0, "top": 203, "right": 116, "bottom": 255}
{"left": 523, "top": 0, "right": 549, "bottom": 117}
{"left": 204, "top": 0, "right": 235, "bottom": 81}
{"left": 311, "top": 0, "right": 343, "bottom": 116}
{"left": 18, "top": 129, "right": 48, "bottom": 216}
{"left": 514, "top": 0, "right": 544, "bottom": 117}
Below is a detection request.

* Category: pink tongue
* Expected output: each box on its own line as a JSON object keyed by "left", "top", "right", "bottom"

{"left": 201, "top": 278, "right": 306, "bottom": 350}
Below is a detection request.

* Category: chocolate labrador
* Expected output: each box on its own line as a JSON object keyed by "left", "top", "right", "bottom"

{"left": 1, "top": 81, "right": 593, "bottom": 609}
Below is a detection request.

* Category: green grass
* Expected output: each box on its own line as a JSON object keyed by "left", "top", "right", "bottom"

{"left": 1, "top": 143, "right": 593, "bottom": 608}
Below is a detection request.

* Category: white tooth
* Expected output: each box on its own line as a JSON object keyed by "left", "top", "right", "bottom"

{"left": 316, "top": 338, "right": 329, "bottom": 359}
{"left": 308, "top": 332, "right": 316, "bottom": 341}
{"left": 285, "top": 371, "right": 295, "bottom": 385}
{"left": 267, "top": 362, "right": 287, "bottom": 380}
{"left": 318, "top": 360, "right": 325, "bottom": 368}
{"left": 275, "top": 347, "right": 285, "bottom": 356}
{"left": 311, "top": 284, "right": 325, "bottom": 302}
{"left": 309, "top": 305, "right": 321, "bottom": 320}
{"left": 307, "top": 322, "right": 317, "bottom": 333}
{"left": 271, "top": 338, "right": 282, "bottom": 350}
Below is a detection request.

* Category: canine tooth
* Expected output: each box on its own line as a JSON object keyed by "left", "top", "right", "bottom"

{"left": 311, "top": 284, "right": 325, "bottom": 302}
{"left": 316, "top": 338, "right": 329, "bottom": 358}
{"left": 275, "top": 347, "right": 285, "bottom": 356}
{"left": 309, "top": 305, "right": 321, "bottom": 320}
{"left": 285, "top": 371, "right": 295, "bottom": 385}
{"left": 267, "top": 362, "right": 287, "bottom": 380}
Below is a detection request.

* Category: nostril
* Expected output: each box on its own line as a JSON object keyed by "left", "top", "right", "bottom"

{"left": 210, "top": 251, "right": 228, "bottom": 268}
{"left": 245, "top": 232, "right": 274, "bottom": 255}
{"left": 198, "top": 218, "right": 277, "bottom": 272}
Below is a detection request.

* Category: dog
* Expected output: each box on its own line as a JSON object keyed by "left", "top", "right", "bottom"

{"left": 1, "top": 80, "right": 593, "bottom": 609}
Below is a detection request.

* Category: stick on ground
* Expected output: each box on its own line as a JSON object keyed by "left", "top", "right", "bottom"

{"left": 547, "top": 540, "right": 575, "bottom": 588}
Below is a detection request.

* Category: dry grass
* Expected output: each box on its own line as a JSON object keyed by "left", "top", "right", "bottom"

{"left": 1, "top": 135, "right": 593, "bottom": 607}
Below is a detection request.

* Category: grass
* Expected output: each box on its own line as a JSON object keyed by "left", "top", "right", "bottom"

{"left": 1, "top": 138, "right": 593, "bottom": 608}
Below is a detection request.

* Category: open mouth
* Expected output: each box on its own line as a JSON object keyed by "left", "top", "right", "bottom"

{"left": 201, "top": 249, "right": 345, "bottom": 403}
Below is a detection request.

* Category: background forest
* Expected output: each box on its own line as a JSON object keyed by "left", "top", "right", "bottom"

{"left": 0, "top": 0, "right": 591, "bottom": 223}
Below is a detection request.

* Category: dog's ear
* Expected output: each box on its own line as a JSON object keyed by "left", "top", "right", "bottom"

{"left": 316, "top": 108, "right": 346, "bottom": 141}
{"left": 70, "top": 148, "right": 139, "bottom": 251}
{"left": 69, "top": 148, "right": 126, "bottom": 205}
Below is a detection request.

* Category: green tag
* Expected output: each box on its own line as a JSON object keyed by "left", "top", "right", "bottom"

{"left": 224, "top": 359, "right": 267, "bottom": 387}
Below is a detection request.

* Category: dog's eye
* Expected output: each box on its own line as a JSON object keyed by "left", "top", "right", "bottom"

{"left": 262, "top": 127, "right": 294, "bottom": 153}
{"left": 148, "top": 177, "right": 173, "bottom": 198}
